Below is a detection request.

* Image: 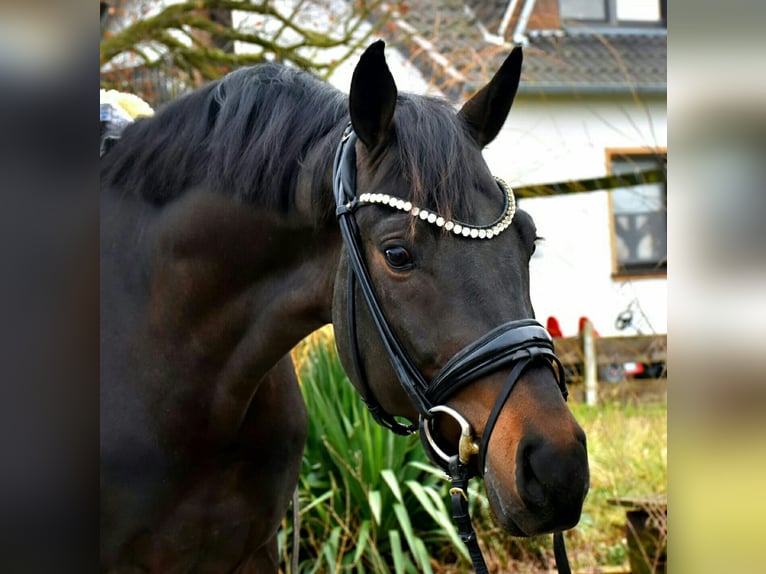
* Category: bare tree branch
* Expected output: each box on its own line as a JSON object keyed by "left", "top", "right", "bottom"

{"left": 101, "top": 0, "right": 395, "bottom": 100}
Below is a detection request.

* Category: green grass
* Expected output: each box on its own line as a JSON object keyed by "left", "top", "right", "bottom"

{"left": 284, "top": 330, "right": 667, "bottom": 573}
{"left": 566, "top": 401, "right": 667, "bottom": 569}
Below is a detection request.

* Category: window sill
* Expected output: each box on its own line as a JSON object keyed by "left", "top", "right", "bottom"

{"left": 612, "top": 271, "right": 667, "bottom": 281}
{"left": 561, "top": 25, "right": 667, "bottom": 36}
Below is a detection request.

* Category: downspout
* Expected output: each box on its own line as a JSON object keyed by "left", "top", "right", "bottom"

{"left": 512, "top": 0, "right": 538, "bottom": 46}
{"left": 498, "top": 0, "right": 521, "bottom": 38}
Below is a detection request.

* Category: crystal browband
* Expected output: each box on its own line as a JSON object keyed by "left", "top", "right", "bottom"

{"left": 357, "top": 177, "right": 516, "bottom": 239}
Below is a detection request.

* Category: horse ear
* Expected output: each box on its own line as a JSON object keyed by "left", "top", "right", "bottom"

{"left": 349, "top": 40, "right": 397, "bottom": 150}
{"left": 458, "top": 47, "right": 522, "bottom": 148}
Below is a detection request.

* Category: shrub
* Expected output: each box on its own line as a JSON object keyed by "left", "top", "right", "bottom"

{"left": 283, "top": 329, "right": 469, "bottom": 573}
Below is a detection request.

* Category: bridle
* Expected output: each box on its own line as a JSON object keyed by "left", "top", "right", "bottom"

{"left": 333, "top": 124, "right": 572, "bottom": 574}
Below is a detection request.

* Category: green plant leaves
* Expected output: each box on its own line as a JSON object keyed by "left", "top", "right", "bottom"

{"left": 368, "top": 490, "right": 382, "bottom": 526}
{"left": 381, "top": 469, "right": 404, "bottom": 503}
{"left": 406, "top": 480, "right": 469, "bottom": 562}
{"left": 287, "top": 331, "right": 468, "bottom": 573}
{"left": 393, "top": 503, "right": 433, "bottom": 574}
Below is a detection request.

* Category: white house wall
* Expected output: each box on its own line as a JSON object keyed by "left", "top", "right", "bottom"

{"left": 483, "top": 94, "right": 667, "bottom": 337}
{"left": 484, "top": 94, "right": 667, "bottom": 184}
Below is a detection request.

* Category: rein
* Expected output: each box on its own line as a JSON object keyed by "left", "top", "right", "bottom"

{"left": 333, "top": 124, "right": 572, "bottom": 574}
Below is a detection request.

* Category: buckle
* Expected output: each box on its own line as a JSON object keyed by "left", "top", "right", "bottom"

{"left": 421, "top": 405, "right": 479, "bottom": 466}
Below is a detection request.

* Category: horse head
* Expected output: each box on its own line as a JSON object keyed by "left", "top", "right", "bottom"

{"left": 332, "top": 41, "right": 589, "bottom": 538}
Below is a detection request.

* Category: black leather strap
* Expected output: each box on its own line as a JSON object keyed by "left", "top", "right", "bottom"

{"left": 334, "top": 127, "right": 429, "bottom": 430}
{"left": 478, "top": 357, "right": 530, "bottom": 474}
{"left": 449, "top": 456, "right": 489, "bottom": 574}
{"left": 428, "top": 320, "right": 565, "bottom": 405}
{"left": 553, "top": 531, "right": 572, "bottom": 574}
{"left": 347, "top": 271, "right": 415, "bottom": 435}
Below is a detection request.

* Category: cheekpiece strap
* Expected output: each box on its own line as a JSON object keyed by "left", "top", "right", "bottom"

{"left": 333, "top": 124, "right": 432, "bottom": 428}
{"left": 347, "top": 271, "right": 415, "bottom": 435}
{"left": 448, "top": 456, "right": 490, "bottom": 574}
{"left": 553, "top": 531, "right": 572, "bottom": 574}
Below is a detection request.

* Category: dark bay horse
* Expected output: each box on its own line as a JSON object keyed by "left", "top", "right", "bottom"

{"left": 101, "top": 41, "right": 589, "bottom": 572}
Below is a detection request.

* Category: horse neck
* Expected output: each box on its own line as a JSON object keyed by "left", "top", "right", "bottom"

{"left": 156, "top": 189, "right": 342, "bottom": 347}
{"left": 228, "top": 123, "right": 344, "bottom": 338}
{"left": 103, "top": 110, "right": 346, "bottom": 361}
{"left": 292, "top": 125, "right": 346, "bottom": 231}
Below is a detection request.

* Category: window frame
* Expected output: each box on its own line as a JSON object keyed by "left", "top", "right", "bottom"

{"left": 606, "top": 147, "right": 667, "bottom": 280}
{"left": 559, "top": 0, "right": 667, "bottom": 30}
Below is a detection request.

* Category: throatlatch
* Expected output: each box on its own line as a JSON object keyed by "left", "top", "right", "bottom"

{"left": 333, "top": 123, "right": 572, "bottom": 574}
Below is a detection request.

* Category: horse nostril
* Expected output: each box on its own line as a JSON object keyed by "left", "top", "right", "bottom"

{"left": 516, "top": 435, "right": 547, "bottom": 509}
{"left": 575, "top": 425, "right": 587, "bottom": 448}
{"left": 516, "top": 433, "right": 588, "bottom": 516}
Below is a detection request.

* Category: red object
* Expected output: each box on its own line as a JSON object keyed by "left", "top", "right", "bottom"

{"left": 633, "top": 363, "right": 645, "bottom": 375}
{"left": 546, "top": 316, "right": 563, "bottom": 338}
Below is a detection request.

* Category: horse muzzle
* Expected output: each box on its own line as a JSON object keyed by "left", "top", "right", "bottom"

{"left": 484, "top": 426, "right": 589, "bottom": 536}
{"left": 423, "top": 355, "right": 589, "bottom": 537}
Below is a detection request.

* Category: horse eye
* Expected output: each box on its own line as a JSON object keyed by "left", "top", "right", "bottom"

{"left": 384, "top": 246, "right": 414, "bottom": 270}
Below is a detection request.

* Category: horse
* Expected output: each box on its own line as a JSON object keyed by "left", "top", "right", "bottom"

{"left": 100, "top": 40, "right": 589, "bottom": 572}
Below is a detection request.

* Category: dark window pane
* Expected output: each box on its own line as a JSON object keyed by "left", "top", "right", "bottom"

{"left": 610, "top": 153, "right": 667, "bottom": 274}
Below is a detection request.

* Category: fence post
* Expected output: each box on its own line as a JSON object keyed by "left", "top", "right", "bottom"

{"left": 581, "top": 320, "right": 598, "bottom": 406}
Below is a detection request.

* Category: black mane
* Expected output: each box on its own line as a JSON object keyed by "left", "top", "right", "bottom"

{"left": 101, "top": 64, "right": 347, "bottom": 211}
{"left": 101, "top": 64, "right": 483, "bottom": 220}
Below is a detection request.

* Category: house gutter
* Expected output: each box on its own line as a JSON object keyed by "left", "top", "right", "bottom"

{"left": 516, "top": 83, "right": 667, "bottom": 95}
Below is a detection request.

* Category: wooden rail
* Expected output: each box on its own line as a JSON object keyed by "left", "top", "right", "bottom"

{"left": 608, "top": 495, "right": 667, "bottom": 574}
{"left": 552, "top": 328, "right": 667, "bottom": 405}
{"left": 553, "top": 334, "right": 667, "bottom": 367}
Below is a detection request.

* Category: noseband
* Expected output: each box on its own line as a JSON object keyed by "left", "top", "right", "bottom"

{"left": 333, "top": 124, "right": 571, "bottom": 574}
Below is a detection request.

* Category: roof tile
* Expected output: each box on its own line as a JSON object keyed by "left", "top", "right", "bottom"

{"left": 383, "top": 0, "right": 666, "bottom": 100}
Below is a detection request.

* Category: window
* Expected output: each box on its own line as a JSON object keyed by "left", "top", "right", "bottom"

{"left": 608, "top": 150, "right": 667, "bottom": 277}
{"left": 560, "top": 0, "right": 666, "bottom": 27}
{"left": 560, "top": 0, "right": 607, "bottom": 20}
